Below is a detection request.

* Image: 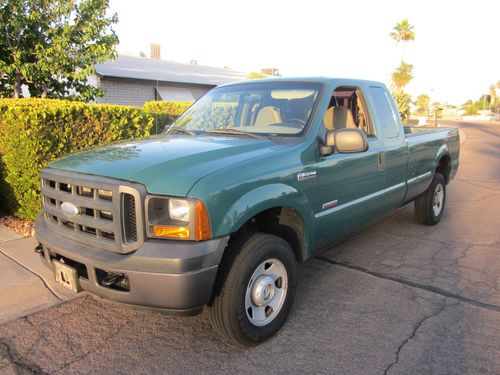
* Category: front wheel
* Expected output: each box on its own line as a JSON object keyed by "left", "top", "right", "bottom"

{"left": 414, "top": 172, "right": 446, "bottom": 225}
{"left": 208, "top": 233, "right": 297, "bottom": 346}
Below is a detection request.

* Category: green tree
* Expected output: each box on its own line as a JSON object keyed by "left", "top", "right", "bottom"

{"left": 415, "top": 93, "right": 430, "bottom": 116}
{"left": 390, "top": 19, "right": 415, "bottom": 43}
{"left": 0, "top": 0, "right": 118, "bottom": 101}
{"left": 461, "top": 100, "right": 476, "bottom": 115}
{"left": 461, "top": 95, "right": 491, "bottom": 115}
{"left": 391, "top": 61, "right": 414, "bottom": 90}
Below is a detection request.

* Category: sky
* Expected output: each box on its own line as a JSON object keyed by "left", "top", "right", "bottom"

{"left": 108, "top": 0, "right": 499, "bottom": 106}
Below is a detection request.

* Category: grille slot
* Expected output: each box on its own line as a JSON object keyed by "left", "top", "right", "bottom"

{"left": 41, "top": 170, "right": 143, "bottom": 253}
{"left": 122, "top": 193, "right": 137, "bottom": 243}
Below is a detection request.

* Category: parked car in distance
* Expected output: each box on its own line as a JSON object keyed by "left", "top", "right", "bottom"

{"left": 35, "top": 77, "right": 459, "bottom": 346}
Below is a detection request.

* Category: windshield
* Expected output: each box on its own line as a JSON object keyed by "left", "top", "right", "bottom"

{"left": 171, "top": 82, "right": 321, "bottom": 136}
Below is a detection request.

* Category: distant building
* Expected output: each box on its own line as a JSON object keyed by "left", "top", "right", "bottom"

{"left": 90, "top": 55, "right": 248, "bottom": 107}
{"left": 261, "top": 68, "right": 281, "bottom": 77}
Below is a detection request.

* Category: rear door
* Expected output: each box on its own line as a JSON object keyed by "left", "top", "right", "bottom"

{"left": 367, "top": 86, "right": 408, "bottom": 208}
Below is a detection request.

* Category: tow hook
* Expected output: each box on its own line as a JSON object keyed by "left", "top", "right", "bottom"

{"left": 102, "top": 272, "right": 125, "bottom": 287}
{"left": 34, "top": 243, "right": 43, "bottom": 254}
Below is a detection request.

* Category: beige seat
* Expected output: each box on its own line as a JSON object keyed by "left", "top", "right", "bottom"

{"left": 255, "top": 106, "right": 282, "bottom": 126}
{"left": 324, "top": 106, "right": 357, "bottom": 130}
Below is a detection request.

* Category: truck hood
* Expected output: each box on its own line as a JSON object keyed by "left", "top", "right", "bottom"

{"left": 49, "top": 135, "right": 284, "bottom": 196}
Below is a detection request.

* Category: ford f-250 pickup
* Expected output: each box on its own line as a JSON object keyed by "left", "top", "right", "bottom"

{"left": 35, "top": 78, "right": 459, "bottom": 346}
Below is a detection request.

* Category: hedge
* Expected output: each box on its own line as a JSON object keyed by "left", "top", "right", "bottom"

{"left": 0, "top": 98, "right": 154, "bottom": 219}
{"left": 143, "top": 101, "right": 192, "bottom": 133}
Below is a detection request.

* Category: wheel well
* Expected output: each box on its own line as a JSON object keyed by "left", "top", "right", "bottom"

{"left": 436, "top": 155, "right": 452, "bottom": 183}
{"left": 208, "top": 207, "right": 306, "bottom": 305}
{"left": 228, "top": 207, "right": 306, "bottom": 262}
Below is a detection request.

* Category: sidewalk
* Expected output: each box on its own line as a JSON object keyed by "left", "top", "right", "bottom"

{"left": 0, "top": 223, "right": 77, "bottom": 324}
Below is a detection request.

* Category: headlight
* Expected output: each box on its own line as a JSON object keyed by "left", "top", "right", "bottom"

{"left": 168, "top": 199, "right": 190, "bottom": 222}
{"left": 146, "top": 196, "right": 211, "bottom": 241}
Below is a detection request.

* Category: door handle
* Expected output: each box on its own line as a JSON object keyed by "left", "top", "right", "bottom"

{"left": 378, "top": 152, "right": 385, "bottom": 171}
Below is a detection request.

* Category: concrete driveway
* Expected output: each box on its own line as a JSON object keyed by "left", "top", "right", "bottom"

{"left": 0, "top": 120, "right": 498, "bottom": 374}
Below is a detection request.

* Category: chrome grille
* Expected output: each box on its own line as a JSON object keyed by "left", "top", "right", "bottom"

{"left": 41, "top": 169, "right": 145, "bottom": 253}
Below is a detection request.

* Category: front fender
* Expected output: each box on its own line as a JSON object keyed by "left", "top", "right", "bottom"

{"left": 213, "top": 183, "right": 313, "bottom": 243}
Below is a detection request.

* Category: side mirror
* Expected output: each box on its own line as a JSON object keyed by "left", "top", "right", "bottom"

{"left": 334, "top": 128, "right": 368, "bottom": 153}
{"left": 319, "top": 131, "right": 335, "bottom": 156}
{"left": 163, "top": 124, "right": 173, "bottom": 133}
{"left": 319, "top": 128, "right": 368, "bottom": 156}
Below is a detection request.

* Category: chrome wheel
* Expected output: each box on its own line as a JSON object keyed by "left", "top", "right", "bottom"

{"left": 432, "top": 183, "right": 444, "bottom": 216}
{"left": 245, "top": 258, "right": 288, "bottom": 327}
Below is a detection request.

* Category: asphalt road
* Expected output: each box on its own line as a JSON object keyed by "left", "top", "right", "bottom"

{"left": 1, "top": 121, "right": 499, "bottom": 375}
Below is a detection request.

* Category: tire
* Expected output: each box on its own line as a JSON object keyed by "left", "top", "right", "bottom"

{"left": 208, "top": 232, "right": 297, "bottom": 347}
{"left": 414, "top": 172, "right": 446, "bottom": 225}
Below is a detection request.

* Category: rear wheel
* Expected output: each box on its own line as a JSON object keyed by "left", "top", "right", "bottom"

{"left": 414, "top": 172, "right": 446, "bottom": 225}
{"left": 208, "top": 233, "right": 297, "bottom": 346}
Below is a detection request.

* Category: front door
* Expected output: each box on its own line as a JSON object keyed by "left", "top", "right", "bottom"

{"left": 312, "top": 85, "right": 386, "bottom": 249}
{"left": 313, "top": 138, "right": 385, "bottom": 248}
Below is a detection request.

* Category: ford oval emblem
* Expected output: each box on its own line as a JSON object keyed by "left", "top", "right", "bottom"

{"left": 61, "top": 202, "right": 80, "bottom": 218}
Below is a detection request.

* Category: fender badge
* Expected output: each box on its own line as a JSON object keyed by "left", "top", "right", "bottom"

{"left": 322, "top": 200, "right": 338, "bottom": 210}
{"left": 297, "top": 171, "right": 317, "bottom": 181}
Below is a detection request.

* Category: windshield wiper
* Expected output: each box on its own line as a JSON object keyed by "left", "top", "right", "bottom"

{"left": 165, "top": 126, "right": 197, "bottom": 136}
{"left": 204, "top": 128, "right": 264, "bottom": 139}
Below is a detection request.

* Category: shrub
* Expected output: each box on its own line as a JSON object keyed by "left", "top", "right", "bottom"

{"left": 143, "top": 101, "right": 192, "bottom": 133}
{"left": 0, "top": 98, "right": 154, "bottom": 219}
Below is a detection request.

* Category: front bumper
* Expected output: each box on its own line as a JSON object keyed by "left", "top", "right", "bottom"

{"left": 35, "top": 215, "right": 229, "bottom": 315}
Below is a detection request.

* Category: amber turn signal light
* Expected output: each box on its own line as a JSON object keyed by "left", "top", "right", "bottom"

{"left": 153, "top": 225, "right": 190, "bottom": 239}
{"left": 194, "top": 200, "right": 211, "bottom": 241}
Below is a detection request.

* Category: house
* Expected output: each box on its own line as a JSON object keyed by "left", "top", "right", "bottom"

{"left": 91, "top": 55, "right": 249, "bottom": 107}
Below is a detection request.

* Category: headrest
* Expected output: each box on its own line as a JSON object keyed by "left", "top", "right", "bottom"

{"left": 333, "top": 106, "right": 356, "bottom": 129}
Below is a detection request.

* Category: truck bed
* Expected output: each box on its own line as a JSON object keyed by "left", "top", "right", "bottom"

{"left": 403, "top": 126, "right": 452, "bottom": 136}
{"left": 402, "top": 126, "right": 460, "bottom": 203}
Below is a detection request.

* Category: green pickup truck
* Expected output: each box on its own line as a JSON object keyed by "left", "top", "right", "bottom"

{"left": 35, "top": 77, "right": 459, "bottom": 346}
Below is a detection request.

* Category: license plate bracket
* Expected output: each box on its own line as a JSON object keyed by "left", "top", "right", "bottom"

{"left": 53, "top": 260, "right": 80, "bottom": 292}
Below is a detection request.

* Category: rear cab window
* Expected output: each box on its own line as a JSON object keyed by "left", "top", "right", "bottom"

{"left": 369, "top": 86, "right": 400, "bottom": 139}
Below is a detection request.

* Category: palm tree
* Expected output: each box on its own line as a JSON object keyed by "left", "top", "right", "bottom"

{"left": 391, "top": 19, "right": 415, "bottom": 61}
{"left": 389, "top": 20, "right": 415, "bottom": 118}
{"left": 390, "top": 19, "right": 415, "bottom": 43}
{"left": 391, "top": 61, "right": 414, "bottom": 90}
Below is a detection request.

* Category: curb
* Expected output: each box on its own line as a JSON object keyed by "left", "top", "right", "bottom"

{"left": 0, "top": 237, "right": 78, "bottom": 301}
{"left": 0, "top": 223, "right": 23, "bottom": 243}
